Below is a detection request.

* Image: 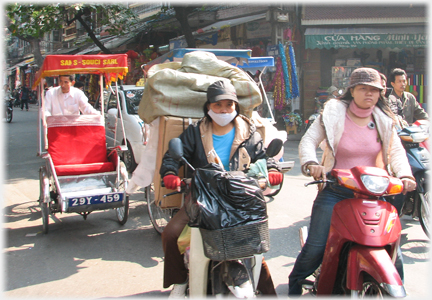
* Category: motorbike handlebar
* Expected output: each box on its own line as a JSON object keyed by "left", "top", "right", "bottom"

{"left": 304, "top": 178, "right": 336, "bottom": 187}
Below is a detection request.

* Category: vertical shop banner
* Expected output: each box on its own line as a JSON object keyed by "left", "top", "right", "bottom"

{"left": 15, "top": 67, "right": 21, "bottom": 87}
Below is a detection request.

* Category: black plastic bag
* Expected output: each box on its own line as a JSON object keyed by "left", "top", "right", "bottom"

{"left": 185, "top": 163, "right": 267, "bottom": 230}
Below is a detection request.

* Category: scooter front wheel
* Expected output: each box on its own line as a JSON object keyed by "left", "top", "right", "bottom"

{"left": 358, "top": 278, "right": 385, "bottom": 297}
{"left": 6, "top": 110, "right": 12, "bottom": 123}
{"left": 419, "top": 190, "right": 430, "bottom": 237}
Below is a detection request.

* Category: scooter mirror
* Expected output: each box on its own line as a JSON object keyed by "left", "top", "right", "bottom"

{"left": 168, "top": 138, "right": 184, "bottom": 161}
{"left": 266, "top": 139, "right": 283, "bottom": 158}
{"left": 385, "top": 87, "right": 393, "bottom": 98}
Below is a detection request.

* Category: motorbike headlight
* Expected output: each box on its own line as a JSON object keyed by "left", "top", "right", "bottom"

{"left": 360, "top": 175, "right": 389, "bottom": 194}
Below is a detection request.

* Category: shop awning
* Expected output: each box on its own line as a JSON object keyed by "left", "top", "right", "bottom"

{"left": 305, "top": 26, "right": 426, "bottom": 49}
{"left": 76, "top": 35, "right": 137, "bottom": 55}
{"left": 169, "top": 13, "right": 266, "bottom": 49}
{"left": 7, "top": 58, "right": 35, "bottom": 71}
{"left": 197, "top": 13, "right": 266, "bottom": 34}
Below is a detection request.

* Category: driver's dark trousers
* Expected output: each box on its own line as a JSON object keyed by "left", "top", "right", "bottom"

{"left": 162, "top": 206, "right": 276, "bottom": 295}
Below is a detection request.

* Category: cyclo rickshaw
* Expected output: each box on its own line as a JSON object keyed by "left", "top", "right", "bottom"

{"left": 133, "top": 48, "right": 293, "bottom": 234}
{"left": 33, "top": 54, "right": 130, "bottom": 234}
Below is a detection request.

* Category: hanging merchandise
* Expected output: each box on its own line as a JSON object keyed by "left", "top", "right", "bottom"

{"left": 278, "top": 42, "right": 292, "bottom": 101}
{"left": 267, "top": 57, "right": 285, "bottom": 110}
{"left": 288, "top": 43, "right": 300, "bottom": 98}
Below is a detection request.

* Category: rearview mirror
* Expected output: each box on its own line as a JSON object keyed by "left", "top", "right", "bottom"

{"left": 168, "top": 138, "right": 184, "bottom": 161}
{"left": 266, "top": 139, "right": 283, "bottom": 158}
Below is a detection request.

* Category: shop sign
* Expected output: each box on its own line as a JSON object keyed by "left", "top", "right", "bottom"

{"left": 246, "top": 20, "right": 271, "bottom": 40}
{"left": 306, "top": 33, "right": 427, "bottom": 49}
{"left": 267, "top": 45, "right": 279, "bottom": 56}
{"left": 170, "top": 38, "right": 188, "bottom": 50}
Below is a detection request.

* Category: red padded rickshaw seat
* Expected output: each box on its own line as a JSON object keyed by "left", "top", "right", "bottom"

{"left": 46, "top": 115, "right": 115, "bottom": 176}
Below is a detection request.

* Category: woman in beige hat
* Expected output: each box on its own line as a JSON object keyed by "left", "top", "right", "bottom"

{"left": 288, "top": 67, "right": 417, "bottom": 296}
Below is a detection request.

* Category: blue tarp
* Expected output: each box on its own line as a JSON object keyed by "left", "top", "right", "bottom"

{"left": 144, "top": 48, "right": 252, "bottom": 71}
{"left": 234, "top": 57, "right": 275, "bottom": 69}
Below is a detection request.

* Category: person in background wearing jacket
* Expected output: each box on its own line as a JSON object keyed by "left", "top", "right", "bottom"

{"left": 20, "top": 84, "right": 30, "bottom": 111}
{"left": 288, "top": 68, "right": 416, "bottom": 296}
{"left": 326, "top": 85, "right": 340, "bottom": 100}
{"left": 160, "top": 80, "right": 283, "bottom": 298}
{"left": 388, "top": 68, "right": 428, "bottom": 125}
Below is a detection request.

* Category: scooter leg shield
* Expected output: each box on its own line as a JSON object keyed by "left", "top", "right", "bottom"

{"left": 189, "top": 228, "right": 210, "bottom": 297}
{"left": 347, "top": 245, "right": 406, "bottom": 297}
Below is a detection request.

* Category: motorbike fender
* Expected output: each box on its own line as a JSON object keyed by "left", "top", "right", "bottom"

{"left": 407, "top": 148, "right": 429, "bottom": 174}
{"left": 317, "top": 199, "right": 401, "bottom": 295}
{"left": 189, "top": 227, "right": 210, "bottom": 297}
{"left": 347, "top": 245, "right": 406, "bottom": 297}
{"left": 333, "top": 199, "right": 401, "bottom": 246}
{"left": 415, "top": 169, "right": 429, "bottom": 194}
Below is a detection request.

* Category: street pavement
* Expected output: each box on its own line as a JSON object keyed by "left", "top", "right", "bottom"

{"left": 2, "top": 105, "right": 430, "bottom": 298}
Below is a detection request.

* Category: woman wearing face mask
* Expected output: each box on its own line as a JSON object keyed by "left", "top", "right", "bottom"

{"left": 160, "top": 80, "right": 283, "bottom": 298}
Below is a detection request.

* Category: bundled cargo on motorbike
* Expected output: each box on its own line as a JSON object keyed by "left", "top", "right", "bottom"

{"left": 185, "top": 163, "right": 270, "bottom": 261}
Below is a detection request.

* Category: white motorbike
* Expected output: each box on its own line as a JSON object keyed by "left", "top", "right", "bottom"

{"left": 167, "top": 138, "right": 283, "bottom": 297}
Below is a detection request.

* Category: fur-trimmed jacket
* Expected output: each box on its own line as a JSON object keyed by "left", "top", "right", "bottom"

{"left": 299, "top": 99, "right": 413, "bottom": 179}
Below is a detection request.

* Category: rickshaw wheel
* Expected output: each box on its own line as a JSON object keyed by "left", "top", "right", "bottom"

{"left": 146, "top": 184, "right": 172, "bottom": 234}
{"left": 116, "top": 161, "right": 129, "bottom": 225}
{"left": 41, "top": 203, "right": 49, "bottom": 234}
{"left": 39, "top": 166, "right": 50, "bottom": 234}
{"left": 116, "top": 195, "right": 129, "bottom": 225}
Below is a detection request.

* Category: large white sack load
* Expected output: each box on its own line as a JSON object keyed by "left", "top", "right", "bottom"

{"left": 138, "top": 51, "right": 262, "bottom": 124}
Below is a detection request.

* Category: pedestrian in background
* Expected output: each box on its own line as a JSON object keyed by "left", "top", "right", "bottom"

{"left": 20, "top": 84, "right": 30, "bottom": 111}
{"left": 74, "top": 81, "right": 85, "bottom": 91}
{"left": 380, "top": 72, "right": 404, "bottom": 120}
{"left": 388, "top": 68, "right": 428, "bottom": 124}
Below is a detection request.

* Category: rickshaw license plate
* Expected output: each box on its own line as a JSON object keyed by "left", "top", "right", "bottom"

{"left": 68, "top": 193, "right": 124, "bottom": 207}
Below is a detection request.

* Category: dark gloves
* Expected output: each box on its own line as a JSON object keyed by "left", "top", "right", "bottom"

{"left": 268, "top": 171, "right": 283, "bottom": 186}
{"left": 163, "top": 174, "right": 181, "bottom": 190}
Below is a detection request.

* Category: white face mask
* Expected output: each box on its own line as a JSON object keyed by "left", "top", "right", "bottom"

{"left": 208, "top": 109, "right": 237, "bottom": 127}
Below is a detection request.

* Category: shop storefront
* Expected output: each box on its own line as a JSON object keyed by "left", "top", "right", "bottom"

{"left": 302, "top": 26, "right": 427, "bottom": 117}
{"left": 168, "top": 12, "right": 302, "bottom": 132}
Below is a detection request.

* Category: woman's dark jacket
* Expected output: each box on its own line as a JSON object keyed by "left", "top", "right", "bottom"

{"left": 160, "top": 115, "right": 276, "bottom": 177}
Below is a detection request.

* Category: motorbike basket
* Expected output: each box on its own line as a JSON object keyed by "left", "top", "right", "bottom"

{"left": 199, "top": 219, "right": 270, "bottom": 261}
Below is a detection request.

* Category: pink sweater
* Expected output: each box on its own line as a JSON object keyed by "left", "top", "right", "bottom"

{"left": 334, "top": 114, "right": 382, "bottom": 170}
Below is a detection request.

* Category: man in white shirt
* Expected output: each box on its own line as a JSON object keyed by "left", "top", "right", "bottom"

{"left": 44, "top": 74, "right": 100, "bottom": 116}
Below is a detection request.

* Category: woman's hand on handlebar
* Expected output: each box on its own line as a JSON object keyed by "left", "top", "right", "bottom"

{"left": 163, "top": 174, "right": 181, "bottom": 192}
{"left": 268, "top": 171, "right": 283, "bottom": 186}
{"left": 401, "top": 178, "right": 417, "bottom": 195}
{"left": 307, "top": 165, "right": 327, "bottom": 181}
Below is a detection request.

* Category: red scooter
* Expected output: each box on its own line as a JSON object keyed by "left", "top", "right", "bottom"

{"left": 300, "top": 166, "right": 406, "bottom": 297}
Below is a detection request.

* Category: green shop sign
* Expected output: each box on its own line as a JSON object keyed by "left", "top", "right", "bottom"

{"left": 306, "top": 33, "right": 427, "bottom": 49}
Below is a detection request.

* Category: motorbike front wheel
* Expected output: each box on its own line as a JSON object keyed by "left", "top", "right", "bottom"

{"left": 6, "top": 110, "right": 12, "bottom": 123}
{"left": 357, "top": 275, "right": 388, "bottom": 298}
{"left": 419, "top": 190, "right": 430, "bottom": 237}
{"left": 146, "top": 184, "right": 173, "bottom": 234}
